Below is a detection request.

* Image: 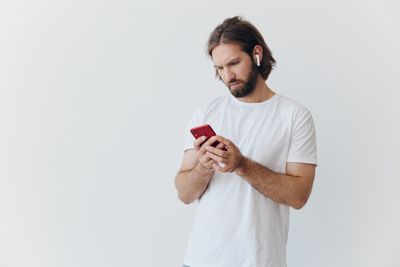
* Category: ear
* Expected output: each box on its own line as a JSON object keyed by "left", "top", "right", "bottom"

{"left": 252, "top": 45, "right": 263, "bottom": 66}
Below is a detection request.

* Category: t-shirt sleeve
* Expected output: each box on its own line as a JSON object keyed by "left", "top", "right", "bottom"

{"left": 287, "top": 107, "right": 318, "bottom": 165}
{"left": 183, "top": 107, "right": 204, "bottom": 152}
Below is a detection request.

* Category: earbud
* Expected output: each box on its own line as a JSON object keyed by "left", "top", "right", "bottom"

{"left": 255, "top": 55, "right": 260, "bottom": 66}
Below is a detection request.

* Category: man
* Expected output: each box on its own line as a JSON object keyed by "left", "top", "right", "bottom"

{"left": 175, "top": 16, "right": 317, "bottom": 267}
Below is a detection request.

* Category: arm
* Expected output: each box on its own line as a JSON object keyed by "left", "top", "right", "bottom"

{"left": 205, "top": 135, "right": 316, "bottom": 209}
{"left": 175, "top": 136, "right": 223, "bottom": 205}
{"left": 235, "top": 158, "right": 315, "bottom": 209}
{"left": 175, "top": 149, "right": 214, "bottom": 205}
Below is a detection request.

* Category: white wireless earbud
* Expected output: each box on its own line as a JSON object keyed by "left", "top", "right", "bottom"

{"left": 255, "top": 55, "right": 260, "bottom": 66}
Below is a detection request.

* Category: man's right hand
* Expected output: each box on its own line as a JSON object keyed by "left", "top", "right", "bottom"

{"left": 194, "top": 136, "right": 225, "bottom": 170}
{"left": 175, "top": 136, "right": 225, "bottom": 204}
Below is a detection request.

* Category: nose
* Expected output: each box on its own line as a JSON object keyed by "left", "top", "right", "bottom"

{"left": 223, "top": 68, "right": 235, "bottom": 82}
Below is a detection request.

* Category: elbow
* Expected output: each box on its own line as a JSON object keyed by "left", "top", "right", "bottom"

{"left": 291, "top": 197, "right": 308, "bottom": 210}
{"left": 178, "top": 193, "right": 195, "bottom": 205}
{"left": 175, "top": 179, "right": 193, "bottom": 205}
{"left": 292, "top": 202, "right": 305, "bottom": 210}
{"left": 180, "top": 198, "right": 192, "bottom": 205}
{"left": 291, "top": 188, "right": 313, "bottom": 209}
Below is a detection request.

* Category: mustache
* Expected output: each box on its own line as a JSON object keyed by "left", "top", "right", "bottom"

{"left": 228, "top": 79, "right": 242, "bottom": 84}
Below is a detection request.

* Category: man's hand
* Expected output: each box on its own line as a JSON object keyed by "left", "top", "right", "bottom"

{"left": 204, "top": 135, "right": 244, "bottom": 172}
{"left": 194, "top": 136, "right": 224, "bottom": 170}
{"left": 175, "top": 136, "right": 223, "bottom": 204}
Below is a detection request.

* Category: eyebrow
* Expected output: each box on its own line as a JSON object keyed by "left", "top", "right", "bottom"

{"left": 214, "top": 57, "right": 241, "bottom": 69}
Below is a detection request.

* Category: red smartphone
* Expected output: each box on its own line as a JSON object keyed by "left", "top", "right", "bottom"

{"left": 190, "top": 124, "right": 222, "bottom": 148}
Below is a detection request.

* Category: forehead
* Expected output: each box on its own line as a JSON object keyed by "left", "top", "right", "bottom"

{"left": 211, "top": 43, "right": 247, "bottom": 65}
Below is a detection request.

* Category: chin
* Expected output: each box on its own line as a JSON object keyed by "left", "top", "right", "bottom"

{"left": 230, "top": 89, "right": 243, "bottom": 97}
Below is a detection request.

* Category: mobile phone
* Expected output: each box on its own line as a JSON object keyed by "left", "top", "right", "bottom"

{"left": 190, "top": 124, "right": 221, "bottom": 148}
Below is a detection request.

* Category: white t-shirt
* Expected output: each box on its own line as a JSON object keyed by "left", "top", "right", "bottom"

{"left": 182, "top": 93, "right": 317, "bottom": 267}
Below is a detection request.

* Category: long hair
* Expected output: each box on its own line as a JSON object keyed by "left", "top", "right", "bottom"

{"left": 207, "top": 16, "right": 276, "bottom": 81}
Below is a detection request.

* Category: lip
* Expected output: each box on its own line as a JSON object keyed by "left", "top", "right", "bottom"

{"left": 229, "top": 81, "right": 241, "bottom": 88}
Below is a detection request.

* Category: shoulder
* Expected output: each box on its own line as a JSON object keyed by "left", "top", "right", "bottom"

{"left": 276, "top": 93, "right": 312, "bottom": 118}
{"left": 195, "top": 95, "right": 229, "bottom": 117}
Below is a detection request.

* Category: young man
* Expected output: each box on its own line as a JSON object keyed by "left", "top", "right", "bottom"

{"left": 175, "top": 16, "right": 317, "bottom": 267}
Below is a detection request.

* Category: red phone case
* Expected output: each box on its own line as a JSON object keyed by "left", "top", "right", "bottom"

{"left": 190, "top": 124, "right": 222, "bottom": 148}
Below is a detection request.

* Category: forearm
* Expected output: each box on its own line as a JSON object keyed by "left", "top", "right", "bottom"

{"left": 235, "top": 157, "right": 311, "bottom": 209}
{"left": 175, "top": 163, "right": 214, "bottom": 204}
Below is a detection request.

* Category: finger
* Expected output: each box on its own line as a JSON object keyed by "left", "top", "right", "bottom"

{"left": 204, "top": 135, "right": 217, "bottom": 146}
{"left": 205, "top": 158, "right": 216, "bottom": 169}
{"left": 216, "top": 142, "right": 228, "bottom": 151}
{"left": 215, "top": 135, "right": 231, "bottom": 147}
{"left": 212, "top": 162, "right": 220, "bottom": 171}
{"left": 200, "top": 157, "right": 214, "bottom": 169}
{"left": 217, "top": 162, "right": 226, "bottom": 168}
{"left": 200, "top": 152, "right": 216, "bottom": 163}
{"left": 200, "top": 153, "right": 211, "bottom": 162}
{"left": 204, "top": 155, "right": 224, "bottom": 167}
{"left": 212, "top": 162, "right": 228, "bottom": 172}
{"left": 206, "top": 151, "right": 228, "bottom": 164}
{"left": 199, "top": 136, "right": 217, "bottom": 153}
{"left": 216, "top": 142, "right": 225, "bottom": 149}
{"left": 193, "top": 136, "right": 207, "bottom": 150}
{"left": 214, "top": 161, "right": 231, "bottom": 172}
{"left": 205, "top": 145, "right": 229, "bottom": 158}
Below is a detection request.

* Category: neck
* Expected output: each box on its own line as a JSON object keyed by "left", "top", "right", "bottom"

{"left": 235, "top": 76, "right": 275, "bottom": 103}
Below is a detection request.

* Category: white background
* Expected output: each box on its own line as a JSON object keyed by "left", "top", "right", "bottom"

{"left": 1, "top": 0, "right": 399, "bottom": 266}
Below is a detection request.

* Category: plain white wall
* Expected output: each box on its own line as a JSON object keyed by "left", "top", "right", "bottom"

{"left": 1, "top": 0, "right": 399, "bottom": 266}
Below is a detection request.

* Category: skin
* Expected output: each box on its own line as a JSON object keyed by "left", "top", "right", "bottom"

{"left": 175, "top": 43, "right": 316, "bottom": 209}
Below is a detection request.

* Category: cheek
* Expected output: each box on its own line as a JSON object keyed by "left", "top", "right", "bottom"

{"left": 217, "top": 71, "right": 227, "bottom": 82}
{"left": 235, "top": 64, "right": 248, "bottom": 77}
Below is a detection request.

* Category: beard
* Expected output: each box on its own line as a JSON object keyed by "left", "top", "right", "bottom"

{"left": 226, "top": 62, "right": 259, "bottom": 98}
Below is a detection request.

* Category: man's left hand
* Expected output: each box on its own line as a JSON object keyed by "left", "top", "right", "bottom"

{"left": 204, "top": 135, "right": 244, "bottom": 172}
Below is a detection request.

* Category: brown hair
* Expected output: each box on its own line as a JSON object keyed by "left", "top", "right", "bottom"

{"left": 207, "top": 16, "right": 276, "bottom": 81}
